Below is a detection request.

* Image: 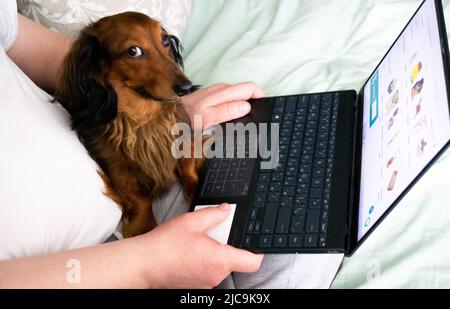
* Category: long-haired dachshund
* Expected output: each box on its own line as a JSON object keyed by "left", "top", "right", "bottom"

{"left": 54, "top": 12, "right": 201, "bottom": 238}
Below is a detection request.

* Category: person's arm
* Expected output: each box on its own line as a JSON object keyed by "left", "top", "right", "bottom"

{"left": 6, "top": 14, "right": 73, "bottom": 92}
{"left": 0, "top": 205, "right": 263, "bottom": 289}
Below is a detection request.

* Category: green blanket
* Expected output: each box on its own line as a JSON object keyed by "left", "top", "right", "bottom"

{"left": 183, "top": 0, "right": 450, "bottom": 288}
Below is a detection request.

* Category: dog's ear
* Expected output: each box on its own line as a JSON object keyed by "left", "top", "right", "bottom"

{"left": 169, "top": 35, "right": 184, "bottom": 68}
{"left": 54, "top": 29, "right": 117, "bottom": 136}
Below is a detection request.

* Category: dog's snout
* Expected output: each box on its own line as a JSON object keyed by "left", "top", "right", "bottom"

{"left": 173, "top": 80, "right": 193, "bottom": 96}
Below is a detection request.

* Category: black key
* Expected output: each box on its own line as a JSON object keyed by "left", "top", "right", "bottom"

{"left": 259, "top": 235, "right": 273, "bottom": 248}
{"left": 256, "top": 183, "right": 269, "bottom": 193}
{"left": 293, "top": 206, "right": 307, "bottom": 216}
{"left": 298, "top": 171, "right": 310, "bottom": 182}
{"left": 244, "top": 235, "right": 253, "bottom": 248}
{"left": 291, "top": 213, "right": 305, "bottom": 233}
{"left": 259, "top": 173, "right": 270, "bottom": 183}
{"left": 282, "top": 187, "right": 295, "bottom": 198}
{"left": 316, "top": 141, "right": 327, "bottom": 150}
{"left": 250, "top": 208, "right": 259, "bottom": 221}
{"left": 212, "top": 183, "right": 224, "bottom": 195}
{"left": 310, "top": 188, "right": 323, "bottom": 199}
{"left": 210, "top": 160, "right": 221, "bottom": 170}
{"left": 301, "top": 155, "right": 313, "bottom": 164}
{"left": 270, "top": 182, "right": 282, "bottom": 192}
{"left": 323, "top": 199, "right": 330, "bottom": 210}
{"left": 303, "top": 137, "right": 315, "bottom": 147}
{"left": 267, "top": 192, "right": 281, "bottom": 203}
{"left": 220, "top": 160, "right": 231, "bottom": 169}
{"left": 302, "top": 146, "right": 314, "bottom": 155}
{"left": 314, "top": 159, "right": 325, "bottom": 168}
{"left": 227, "top": 170, "right": 237, "bottom": 180}
{"left": 262, "top": 204, "right": 278, "bottom": 234}
{"left": 274, "top": 235, "right": 288, "bottom": 248}
{"left": 307, "top": 119, "right": 318, "bottom": 129}
{"left": 254, "top": 193, "right": 266, "bottom": 208}
{"left": 319, "top": 235, "right": 327, "bottom": 248}
{"left": 289, "top": 235, "right": 303, "bottom": 248}
{"left": 239, "top": 159, "right": 253, "bottom": 169}
{"left": 254, "top": 220, "right": 262, "bottom": 235}
{"left": 247, "top": 221, "right": 255, "bottom": 234}
{"left": 233, "top": 181, "right": 250, "bottom": 196}
{"left": 280, "top": 196, "right": 294, "bottom": 208}
{"left": 298, "top": 95, "right": 309, "bottom": 106}
{"left": 272, "top": 173, "right": 284, "bottom": 182}
{"left": 297, "top": 184, "right": 309, "bottom": 195}
{"left": 313, "top": 168, "right": 325, "bottom": 178}
{"left": 281, "top": 129, "right": 291, "bottom": 138}
{"left": 322, "top": 211, "right": 328, "bottom": 221}
{"left": 316, "top": 150, "right": 327, "bottom": 159}
{"left": 312, "top": 178, "right": 323, "bottom": 188}
{"left": 306, "top": 210, "right": 320, "bottom": 233}
{"left": 285, "top": 168, "right": 298, "bottom": 178}
{"left": 292, "top": 132, "right": 303, "bottom": 141}
{"left": 230, "top": 160, "right": 239, "bottom": 169}
{"left": 287, "top": 157, "right": 300, "bottom": 168}
{"left": 294, "top": 195, "right": 307, "bottom": 206}
{"left": 273, "top": 106, "right": 285, "bottom": 114}
{"left": 223, "top": 182, "right": 240, "bottom": 196}
{"left": 206, "top": 171, "right": 218, "bottom": 183}
{"left": 293, "top": 123, "right": 305, "bottom": 132}
{"left": 309, "top": 199, "right": 322, "bottom": 209}
{"left": 286, "top": 97, "right": 298, "bottom": 113}
{"left": 275, "top": 97, "right": 286, "bottom": 107}
{"left": 284, "top": 177, "right": 296, "bottom": 187}
{"left": 321, "top": 221, "right": 328, "bottom": 234}
{"left": 319, "top": 124, "right": 330, "bottom": 132}
{"left": 318, "top": 131, "right": 329, "bottom": 141}
{"left": 276, "top": 208, "right": 291, "bottom": 234}
{"left": 304, "top": 235, "right": 318, "bottom": 248}
{"left": 237, "top": 169, "right": 251, "bottom": 181}
{"left": 289, "top": 148, "right": 301, "bottom": 158}
{"left": 284, "top": 113, "right": 295, "bottom": 121}
{"left": 202, "top": 183, "right": 214, "bottom": 196}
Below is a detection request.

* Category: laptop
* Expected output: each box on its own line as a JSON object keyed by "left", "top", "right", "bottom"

{"left": 191, "top": 0, "right": 450, "bottom": 256}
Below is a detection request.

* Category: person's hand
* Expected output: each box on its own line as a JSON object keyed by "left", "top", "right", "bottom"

{"left": 181, "top": 82, "right": 266, "bottom": 130}
{"left": 138, "top": 204, "right": 264, "bottom": 289}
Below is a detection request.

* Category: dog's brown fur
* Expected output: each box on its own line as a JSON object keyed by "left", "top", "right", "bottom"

{"left": 54, "top": 12, "right": 201, "bottom": 237}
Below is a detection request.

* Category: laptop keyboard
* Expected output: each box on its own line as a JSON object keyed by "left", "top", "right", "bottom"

{"left": 201, "top": 92, "right": 339, "bottom": 250}
{"left": 244, "top": 93, "right": 339, "bottom": 250}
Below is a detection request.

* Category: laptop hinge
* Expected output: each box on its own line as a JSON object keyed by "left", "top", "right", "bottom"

{"left": 345, "top": 90, "right": 363, "bottom": 255}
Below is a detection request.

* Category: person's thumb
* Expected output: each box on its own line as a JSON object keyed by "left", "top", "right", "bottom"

{"left": 188, "top": 204, "right": 231, "bottom": 233}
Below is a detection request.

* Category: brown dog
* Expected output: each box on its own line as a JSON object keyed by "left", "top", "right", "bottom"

{"left": 54, "top": 12, "right": 201, "bottom": 238}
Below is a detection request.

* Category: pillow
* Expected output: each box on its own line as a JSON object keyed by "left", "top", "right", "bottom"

{"left": 16, "top": 0, "right": 192, "bottom": 39}
{"left": 0, "top": 47, "right": 122, "bottom": 260}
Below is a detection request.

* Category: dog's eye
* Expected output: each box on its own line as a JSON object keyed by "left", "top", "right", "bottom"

{"left": 127, "top": 46, "right": 143, "bottom": 58}
{"left": 162, "top": 35, "right": 170, "bottom": 48}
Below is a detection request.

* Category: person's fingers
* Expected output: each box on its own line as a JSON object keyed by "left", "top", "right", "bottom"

{"left": 186, "top": 204, "right": 231, "bottom": 232}
{"left": 221, "top": 246, "right": 264, "bottom": 273}
{"left": 205, "top": 82, "right": 266, "bottom": 107}
{"left": 204, "top": 100, "right": 251, "bottom": 128}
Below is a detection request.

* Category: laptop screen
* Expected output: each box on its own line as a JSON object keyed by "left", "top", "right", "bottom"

{"left": 358, "top": 0, "right": 450, "bottom": 240}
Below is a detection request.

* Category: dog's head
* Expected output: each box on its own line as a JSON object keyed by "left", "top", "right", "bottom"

{"left": 55, "top": 12, "right": 194, "bottom": 136}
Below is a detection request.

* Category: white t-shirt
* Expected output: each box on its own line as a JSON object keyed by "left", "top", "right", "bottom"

{"left": 0, "top": 1, "right": 18, "bottom": 51}
{"left": 0, "top": 1, "right": 122, "bottom": 260}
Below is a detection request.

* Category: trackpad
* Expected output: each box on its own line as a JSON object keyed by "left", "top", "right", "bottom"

{"left": 194, "top": 204, "right": 237, "bottom": 245}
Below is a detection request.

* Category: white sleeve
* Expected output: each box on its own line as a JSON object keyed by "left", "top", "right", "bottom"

{"left": 0, "top": 0, "right": 18, "bottom": 51}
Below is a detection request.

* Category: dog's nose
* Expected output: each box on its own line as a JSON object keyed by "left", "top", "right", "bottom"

{"left": 173, "top": 80, "right": 193, "bottom": 96}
